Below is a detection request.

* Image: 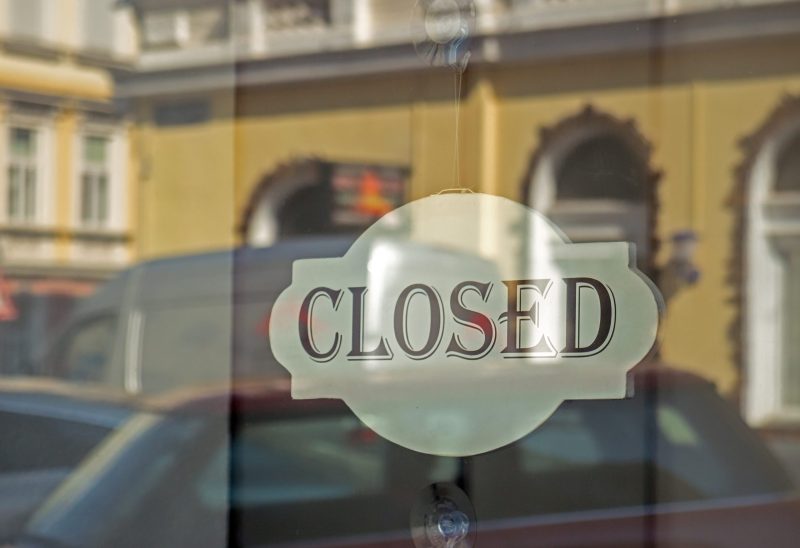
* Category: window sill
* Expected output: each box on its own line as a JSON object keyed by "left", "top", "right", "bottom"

{"left": 0, "top": 225, "right": 130, "bottom": 242}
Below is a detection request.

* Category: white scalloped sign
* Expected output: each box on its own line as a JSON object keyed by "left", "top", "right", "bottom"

{"left": 269, "top": 193, "right": 661, "bottom": 456}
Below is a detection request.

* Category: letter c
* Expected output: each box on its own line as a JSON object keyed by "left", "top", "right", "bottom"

{"left": 299, "top": 287, "right": 343, "bottom": 363}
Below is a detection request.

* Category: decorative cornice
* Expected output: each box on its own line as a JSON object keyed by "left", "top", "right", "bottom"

{"left": 117, "top": 1, "right": 800, "bottom": 98}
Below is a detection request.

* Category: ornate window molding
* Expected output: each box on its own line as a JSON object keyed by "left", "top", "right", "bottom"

{"left": 521, "top": 105, "right": 662, "bottom": 275}
{"left": 734, "top": 95, "right": 800, "bottom": 425}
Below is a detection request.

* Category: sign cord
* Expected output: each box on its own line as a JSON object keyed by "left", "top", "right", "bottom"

{"left": 453, "top": 69, "right": 463, "bottom": 189}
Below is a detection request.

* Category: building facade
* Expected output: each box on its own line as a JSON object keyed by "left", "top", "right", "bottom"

{"left": 0, "top": 0, "right": 137, "bottom": 372}
{"left": 118, "top": 0, "right": 800, "bottom": 430}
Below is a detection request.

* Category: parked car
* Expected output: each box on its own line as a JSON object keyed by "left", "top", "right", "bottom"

{"left": 14, "top": 365, "right": 800, "bottom": 548}
{"left": 37, "top": 236, "right": 501, "bottom": 398}
{"left": 36, "top": 238, "right": 354, "bottom": 395}
{"left": 0, "top": 379, "right": 134, "bottom": 542}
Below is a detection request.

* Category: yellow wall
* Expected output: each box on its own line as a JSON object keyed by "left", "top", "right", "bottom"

{"left": 135, "top": 35, "right": 800, "bottom": 394}
{"left": 134, "top": 94, "right": 236, "bottom": 258}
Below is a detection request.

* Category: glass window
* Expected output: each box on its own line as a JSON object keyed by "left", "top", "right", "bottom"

{"left": 139, "top": 303, "right": 233, "bottom": 393}
{"left": 7, "top": 127, "right": 38, "bottom": 223}
{"left": 556, "top": 135, "right": 648, "bottom": 202}
{"left": 9, "top": 0, "right": 44, "bottom": 40}
{"left": 200, "top": 415, "right": 389, "bottom": 507}
{"left": 143, "top": 10, "right": 190, "bottom": 49}
{"left": 80, "top": 136, "right": 110, "bottom": 227}
{"left": 775, "top": 131, "right": 800, "bottom": 194}
{"left": 143, "top": 6, "right": 228, "bottom": 50}
{"left": 52, "top": 315, "right": 117, "bottom": 382}
{"left": 779, "top": 244, "right": 800, "bottom": 407}
{"left": 0, "top": 412, "right": 112, "bottom": 473}
{"left": 472, "top": 383, "right": 792, "bottom": 520}
{"left": 264, "top": 0, "right": 331, "bottom": 32}
{"left": 82, "top": 0, "right": 115, "bottom": 52}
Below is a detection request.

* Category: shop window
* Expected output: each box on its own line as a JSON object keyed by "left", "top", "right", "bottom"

{"left": 7, "top": 127, "right": 39, "bottom": 224}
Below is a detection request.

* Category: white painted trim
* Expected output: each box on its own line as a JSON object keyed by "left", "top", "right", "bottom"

{"left": 246, "top": 172, "right": 319, "bottom": 247}
{"left": 73, "top": 121, "right": 128, "bottom": 232}
{"left": 4, "top": 110, "right": 56, "bottom": 227}
{"left": 528, "top": 123, "right": 650, "bottom": 254}
{"left": 745, "top": 117, "right": 800, "bottom": 425}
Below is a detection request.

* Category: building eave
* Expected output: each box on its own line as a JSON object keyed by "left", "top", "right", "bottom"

{"left": 116, "top": 1, "right": 800, "bottom": 99}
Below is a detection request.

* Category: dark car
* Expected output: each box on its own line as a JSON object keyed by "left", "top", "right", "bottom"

{"left": 15, "top": 364, "right": 800, "bottom": 548}
{"left": 0, "top": 380, "right": 134, "bottom": 542}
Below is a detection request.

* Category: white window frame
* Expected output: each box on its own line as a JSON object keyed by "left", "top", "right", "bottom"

{"left": 528, "top": 123, "right": 651, "bottom": 260}
{"left": 3, "top": 111, "right": 55, "bottom": 227}
{"left": 78, "top": 134, "right": 111, "bottom": 228}
{"left": 745, "top": 118, "right": 800, "bottom": 425}
{"left": 143, "top": 9, "right": 191, "bottom": 49}
{"left": 6, "top": 126, "right": 38, "bottom": 223}
{"left": 73, "top": 122, "right": 128, "bottom": 232}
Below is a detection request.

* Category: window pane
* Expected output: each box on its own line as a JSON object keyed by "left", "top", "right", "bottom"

{"left": 81, "top": 173, "right": 94, "bottom": 223}
{"left": 781, "top": 250, "right": 800, "bottom": 407}
{"left": 265, "top": 0, "right": 331, "bottom": 31}
{"left": 24, "top": 167, "right": 36, "bottom": 219}
{"left": 215, "top": 415, "right": 388, "bottom": 507}
{"left": 84, "top": 136, "right": 107, "bottom": 164}
{"left": 61, "top": 316, "right": 118, "bottom": 382}
{"left": 556, "top": 135, "right": 647, "bottom": 202}
{"left": 8, "top": 165, "right": 20, "bottom": 219}
{"left": 776, "top": 131, "right": 800, "bottom": 193}
{"left": 9, "top": 0, "right": 43, "bottom": 39}
{"left": 97, "top": 175, "right": 109, "bottom": 223}
{"left": 10, "top": 127, "right": 36, "bottom": 158}
{"left": 187, "top": 6, "right": 229, "bottom": 45}
{"left": 83, "top": 0, "right": 115, "bottom": 51}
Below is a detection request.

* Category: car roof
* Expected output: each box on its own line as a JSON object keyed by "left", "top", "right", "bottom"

{"left": 70, "top": 235, "right": 357, "bottom": 313}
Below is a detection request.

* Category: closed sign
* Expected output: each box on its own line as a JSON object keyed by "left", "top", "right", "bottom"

{"left": 270, "top": 193, "right": 661, "bottom": 456}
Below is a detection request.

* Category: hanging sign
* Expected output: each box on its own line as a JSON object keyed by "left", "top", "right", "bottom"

{"left": 269, "top": 193, "right": 661, "bottom": 456}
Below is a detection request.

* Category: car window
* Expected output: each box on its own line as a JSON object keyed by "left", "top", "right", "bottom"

{"left": 140, "top": 303, "right": 232, "bottom": 393}
{"left": 200, "top": 415, "right": 389, "bottom": 506}
{"left": 0, "top": 411, "right": 112, "bottom": 473}
{"left": 470, "top": 382, "right": 793, "bottom": 520}
{"left": 49, "top": 315, "right": 117, "bottom": 382}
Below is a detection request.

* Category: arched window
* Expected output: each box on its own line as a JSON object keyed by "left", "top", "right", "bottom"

{"left": 526, "top": 107, "right": 658, "bottom": 273}
{"left": 742, "top": 99, "right": 800, "bottom": 423}
{"left": 240, "top": 160, "right": 407, "bottom": 247}
{"left": 241, "top": 160, "right": 326, "bottom": 247}
{"left": 775, "top": 131, "right": 800, "bottom": 193}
